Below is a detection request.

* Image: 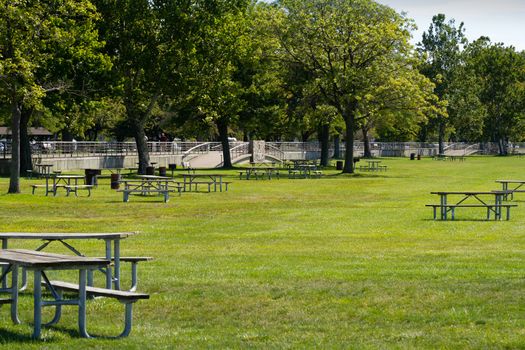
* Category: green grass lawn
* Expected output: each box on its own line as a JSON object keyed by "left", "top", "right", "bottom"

{"left": 1, "top": 156, "right": 525, "bottom": 349}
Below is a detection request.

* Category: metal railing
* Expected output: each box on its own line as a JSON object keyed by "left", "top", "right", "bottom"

{"left": 2, "top": 140, "right": 525, "bottom": 160}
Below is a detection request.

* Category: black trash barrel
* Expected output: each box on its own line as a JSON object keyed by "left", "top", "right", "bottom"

{"left": 336, "top": 160, "right": 344, "bottom": 170}
{"left": 410, "top": 153, "right": 416, "bottom": 160}
{"left": 146, "top": 166, "right": 155, "bottom": 175}
{"left": 417, "top": 154, "right": 421, "bottom": 160}
{"left": 84, "top": 169, "right": 100, "bottom": 186}
{"left": 158, "top": 166, "right": 167, "bottom": 177}
{"left": 110, "top": 173, "right": 121, "bottom": 189}
{"left": 168, "top": 164, "right": 177, "bottom": 171}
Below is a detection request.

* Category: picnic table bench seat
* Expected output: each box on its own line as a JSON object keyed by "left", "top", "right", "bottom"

{"left": 426, "top": 203, "right": 517, "bottom": 220}
{"left": 94, "top": 256, "right": 152, "bottom": 292}
{"left": 65, "top": 185, "right": 93, "bottom": 197}
{"left": 117, "top": 189, "right": 172, "bottom": 202}
{"left": 44, "top": 280, "right": 149, "bottom": 338}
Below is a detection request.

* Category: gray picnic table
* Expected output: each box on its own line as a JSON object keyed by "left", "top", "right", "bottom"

{"left": 0, "top": 249, "right": 109, "bottom": 338}
{"left": 0, "top": 232, "right": 136, "bottom": 290}
{"left": 428, "top": 190, "right": 516, "bottom": 220}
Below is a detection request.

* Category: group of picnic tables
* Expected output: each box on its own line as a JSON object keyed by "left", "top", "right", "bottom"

{"left": 0, "top": 232, "right": 149, "bottom": 339}
{"left": 427, "top": 180, "right": 525, "bottom": 221}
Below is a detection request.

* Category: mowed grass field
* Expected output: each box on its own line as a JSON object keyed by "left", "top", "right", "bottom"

{"left": 1, "top": 156, "right": 525, "bottom": 349}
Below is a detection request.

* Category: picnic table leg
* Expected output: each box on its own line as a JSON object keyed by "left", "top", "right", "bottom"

{"left": 440, "top": 195, "right": 447, "bottom": 220}
{"left": 113, "top": 239, "right": 121, "bottom": 290}
{"left": 78, "top": 269, "right": 91, "bottom": 338}
{"left": 32, "top": 269, "right": 43, "bottom": 339}
{"left": 1, "top": 239, "right": 6, "bottom": 289}
{"left": 105, "top": 240, "right": 113, "bottom": 289}
{"left": 10, "top": 264, "right": 20, "bottom": 324}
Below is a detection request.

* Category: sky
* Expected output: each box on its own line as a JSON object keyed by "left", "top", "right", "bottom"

{"left": 376, "top": 0, "right": 525, "bottom": 51}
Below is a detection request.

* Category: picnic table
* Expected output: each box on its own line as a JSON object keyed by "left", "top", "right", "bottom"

{"left": 118, "top": 176, "right": 182, "bottom": 202}
{"left": 34, "top": 164, "right": 53, "bottom": 178}
{"left": 181, "top": 173, "right": 229, "bottom": 192}
{"left": 358, "top": 160, "right": 387, "bottom": 172}
{"left": 0, "top": 249, "right": 149, "bottom": 338}
{"left": 0, "top": 232, "right": 137, "bottom": 291}
{"left": 0, "top": 249, "right": 109, "bottom": 338}
{"left": 495, "top": 180, "right": 525, "bottom": 200}
{"left": 427, "top": 191, "right": 516, "bottom": 220}
{"left": 53, "top": 175, "right": 91, "bottom": 196}
{"left": 239, "top": 167, "right": 280, "bottom": 180}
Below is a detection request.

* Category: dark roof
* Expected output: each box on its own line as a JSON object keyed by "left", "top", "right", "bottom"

{"left": 0, "top": 127, "right": 52, "bottom": 136}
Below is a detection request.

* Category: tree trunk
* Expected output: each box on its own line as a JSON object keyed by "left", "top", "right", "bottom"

{"left": 319, "top": 123, "right": 330, "bottom": 167}
{"left": 498, "top": 138, "right": 507, "bottom": 156}
{"left": 362, "top": 125, "right": 372, "bottom": 158}
{"left": 8, "top": 101, "right": 21, "bottom": 193}
{"left": 438, "top": 119, "right": 445, "bottom": 155}
{"left": 133, "top": 125, "right": 150, "bottom": 174}
{"left": 217, "top": 118, "right": 232, "bottom": 169}
{"left": 333, "top": 134, "right": 340, "bottom": 159}
{"left": 20, "top": 107, "right": 33, "bottom": 176}
{"left": 342, "top": 114, "right": 355, "bottom": 174}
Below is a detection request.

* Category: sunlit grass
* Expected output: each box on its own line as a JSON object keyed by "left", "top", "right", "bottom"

{"left": 1, "top": 156, "right": 525, "bottom": 348}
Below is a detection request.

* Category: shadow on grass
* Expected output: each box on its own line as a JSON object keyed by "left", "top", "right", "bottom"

{"left": 422, "top": 218, "right": 507, "bottom": 222}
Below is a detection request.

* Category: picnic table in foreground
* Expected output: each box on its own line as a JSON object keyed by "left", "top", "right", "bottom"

{"left": 427, "top": 190, "right": 517, "bottom": 220}
{"left": 0, "top": 249, "right": 149, "bottom": 339}
{"left": 0, "top": 232, "right": 139, "bottom": 291}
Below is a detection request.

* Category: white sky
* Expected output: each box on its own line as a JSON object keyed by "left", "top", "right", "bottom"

{"left": 376, "top": 0, "right": 525, "bottom": 51}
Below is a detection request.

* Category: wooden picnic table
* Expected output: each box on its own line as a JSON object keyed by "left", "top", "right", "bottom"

{"left": 0, "top": 232, "right": 136, "bottom": 291}
{"left": 0, "top": 249, "right": 109, "bottom": 338}
{"left": 428, "top": 190, "right": 515, "bottom": 220}
{"left": 495, "top": 180, "right": 525, "bottom": 200}
{"left": 181, "top": 173, "right": 226, "bottom": 192}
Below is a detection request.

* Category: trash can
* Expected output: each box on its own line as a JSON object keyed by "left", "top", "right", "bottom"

{"left": 158, "top": 166, "right": 167, "bottom": 177}
{"left": 410, "top": 153, "right": 416, "bottom": 160}
{"left": 146, "top": 166, "right": 155, "bottom": 175}
{"left": 84, "top": 169, "right": 101, "bottom": 186}
{"left": 417, "top": 154, "right": 421, "bottom": 160}
{"left": 110, "top": 173, "right": 121, "bottom": 189}
{"left": 336, "top": 160, "right": 344, "bottom": 170}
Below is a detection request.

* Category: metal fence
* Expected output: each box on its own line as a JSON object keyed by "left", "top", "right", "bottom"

{"left": 1, "top": 140, "right": 524, "bottom": 160}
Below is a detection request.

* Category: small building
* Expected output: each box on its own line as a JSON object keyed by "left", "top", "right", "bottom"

{"left": 0, "top": 127, "right": 53, "bottom": 140}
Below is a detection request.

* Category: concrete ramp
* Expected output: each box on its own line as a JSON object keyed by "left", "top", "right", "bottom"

{"left": 184, "top": 151, "right": 223, "bottom": 168}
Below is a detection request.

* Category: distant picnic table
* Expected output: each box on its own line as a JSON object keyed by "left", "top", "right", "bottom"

{"left": 118, "top": 176, "right": 182, "bottom": 202}
{"left": 181, "top": 173, "right": 229, "bottom": 192}
{"left": 357, "top": 160, "right": 387, "bottom": 172}
{"left": 239, "top": 167, "right": 280, "bottom": 180}
{"left": 495, "top": 180, "right": 525, "bottom": 200}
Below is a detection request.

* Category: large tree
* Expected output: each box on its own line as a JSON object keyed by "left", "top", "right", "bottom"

{"left": 417, "top": 14, "right": 476, "bottom": 154}
{"left": 465, "top": 38, "right": 525, "bottom": 154}
{"left": 275, "top": 0, "right": 423, "bottom": 173}
{"left": 0, "top": 0, "right": 105, "bottom": 193}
